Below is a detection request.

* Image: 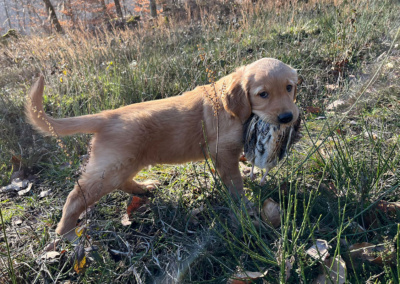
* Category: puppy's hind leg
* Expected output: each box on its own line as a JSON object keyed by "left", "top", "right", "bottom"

{"left": 56, "top": 162, "right": 133, "bottom": 241}
{"left": 55, "top": 179, "right": 93, "bottom": 242}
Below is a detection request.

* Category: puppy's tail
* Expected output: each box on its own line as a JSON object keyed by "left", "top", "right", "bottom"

{"left": 25, "top": 75, "right": 104, "bottom": 136}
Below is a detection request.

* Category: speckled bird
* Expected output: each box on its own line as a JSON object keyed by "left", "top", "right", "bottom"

{"left": 243, "top": 114, "right": 302, "bottom": 185}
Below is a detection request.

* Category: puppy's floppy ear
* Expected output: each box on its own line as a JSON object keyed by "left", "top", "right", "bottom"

{"left": 294, "top": 85, "right": 297, "bottom": 102}
{"left": 222, "top": 67, "right": 251, "bottom": 123}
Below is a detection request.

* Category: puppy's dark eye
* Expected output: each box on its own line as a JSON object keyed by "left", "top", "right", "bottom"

{"left": 259, "top": 91, "right": 269, "bottom": 99}
{"left": 286, "top": 85, "right": 293, "bottom": 92}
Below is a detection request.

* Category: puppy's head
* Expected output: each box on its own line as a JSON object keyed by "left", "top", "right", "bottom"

{"left": 223, "top": 58, "right": 299, "bottom": 126}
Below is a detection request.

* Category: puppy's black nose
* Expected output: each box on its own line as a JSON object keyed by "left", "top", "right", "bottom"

{"left": 278, "top": 112, "right": 293, "bottom": 124}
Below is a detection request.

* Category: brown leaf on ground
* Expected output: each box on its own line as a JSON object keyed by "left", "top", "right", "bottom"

{"left": 348, "top": 242, "right": 396, "bottom": 266}
{"left": 260, "top": 198, "right": 281, "bottom": 228}
{"left": 376, "top": 200, "right": 400, "bottom": 214}
{"left": 10, "top": 155, "right": 21, "bottom": 169}
{"left": 127, "top": 196, "right": 146, "bottom": 216}
{"left": 363, "top": 211, "right": 382, "bottom": 230}
{"left": 44, "top": 239, "right": 61, "bottom": 252}
{"left": 306, "top": 106, "right": 322, "bottom": 114}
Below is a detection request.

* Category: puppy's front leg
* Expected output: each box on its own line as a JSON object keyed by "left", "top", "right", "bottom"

{"left": 215, "top": 157, "right": 244, "bottom": 198}
{"left": 216, "top": 158, "right": 257, "bottom": 217}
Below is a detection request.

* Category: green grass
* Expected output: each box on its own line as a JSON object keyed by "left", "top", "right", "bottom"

{"left": 1, "top": 0, "right": 400, "bottom": 282}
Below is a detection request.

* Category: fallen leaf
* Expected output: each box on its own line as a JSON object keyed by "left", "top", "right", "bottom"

{"left": 325, "top": 84, "right": 338, "bottom": 91}
{"left": 335, "top": 128, "right": 346, "bottom": 135}
{"left": 121, "top": 213, "right": 132, "bottom": 226}
{"left": 228, "top": 270, "right": 268, "bottom": 284}
{"left": 39, "top": 189, "right": 52, "bottom": 198}
{"left": 313, "top": 256, "right": 346, "bottom": 284}
{"left": 189, "top": 205, "right": 204, "bottom": 226}
{"left": 75, "top": 224, "right": 87, "bottom": 237}
{"left": 306, "top": 106, "right": 322, "bottom": 114}
{"left": 326, "top": 99, "right": 345, "bottom": 110}
{"left": 73, "top": 245, "right": 87, "bottom": 274}
{"left": 18, "top": 183, "right": 33, "bottom": 196}
{"left": 363, "top": 210, "right": 382, "bottom": 229}
{"left": 348, "top": 242, "right": 396, "bottom": 265}
{"left": 127, "top": 196, "right": 145, "bottom": 216}
{"left": 74, "top": 255, "right": 87, "bottom": 274}
{"left": 376, "top": 200, "right": 400, "bottom": 214}
{"left": 41, "top": 251, "right": 60, "bottom": 260}
{"left": 0, "top": 178, "right": 30, "bottom": 193}
{"left": 306, "top": 239, "right": 330, "bottom": 261}
{"left": 10, "top": 155, "right": 21, "bottom": 167}
{"left": 348, "top": 242, "right": 376, "bottom": 262}
{"left": 13, "top": 178, "right": 28, "bottom": 188}
{"left": 44, "top": 239, "right": 61, "bottom": 251}
{"left": 363, "top": 131, "right": 378, "bottom": 140}
{"left": 239, "top": 154, "right": 247, "bottom": 162}
{"left": 260, "top": 198, "right": 281, "bottom": 228}
{"left": 386, "top": 62, "right": 394, "bottom": 69}
{"left": 325, "top": 256, "right": 346, "bottom": 283}
{"left": 13, "top": 219, "right": 23, "bottom": 226}
{"left": 285, "top": 256, "right": 295, "bottom": 281}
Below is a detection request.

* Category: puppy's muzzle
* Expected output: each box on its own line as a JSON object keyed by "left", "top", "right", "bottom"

{"left": 278, "top": 112, "right": 293, "bottom": 124}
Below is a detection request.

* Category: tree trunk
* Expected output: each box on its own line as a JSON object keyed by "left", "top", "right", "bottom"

{"left": 149, "top": 0, "right": 157, "bottom": 18}
{"left": 66, "top": 0, "right": 76, "bottom": 25}
{"left": 114, "top": 0, "right": 123, "bottom": 19}
{"left": 100, "top": 0, "right": 107, "bottom": 18}
{"left": 2, "top": 0, "right": 12, "bottom": 29}
{"left": 42, "top": 0, "right": 63, "bottom": 33}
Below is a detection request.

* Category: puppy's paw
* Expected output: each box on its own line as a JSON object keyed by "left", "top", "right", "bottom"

{"left": 60, "top": 230, "right": 80, "bottom": 244}
{"left": 140, "top": 179, "right": 160, "bottom": 191}
{"left": 121, "top": 179, "right": 159, "bottom": 194}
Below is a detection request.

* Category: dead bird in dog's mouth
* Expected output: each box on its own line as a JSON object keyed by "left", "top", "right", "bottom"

{"left": 243, "top": 114, "right": 302, "bottom": 185}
